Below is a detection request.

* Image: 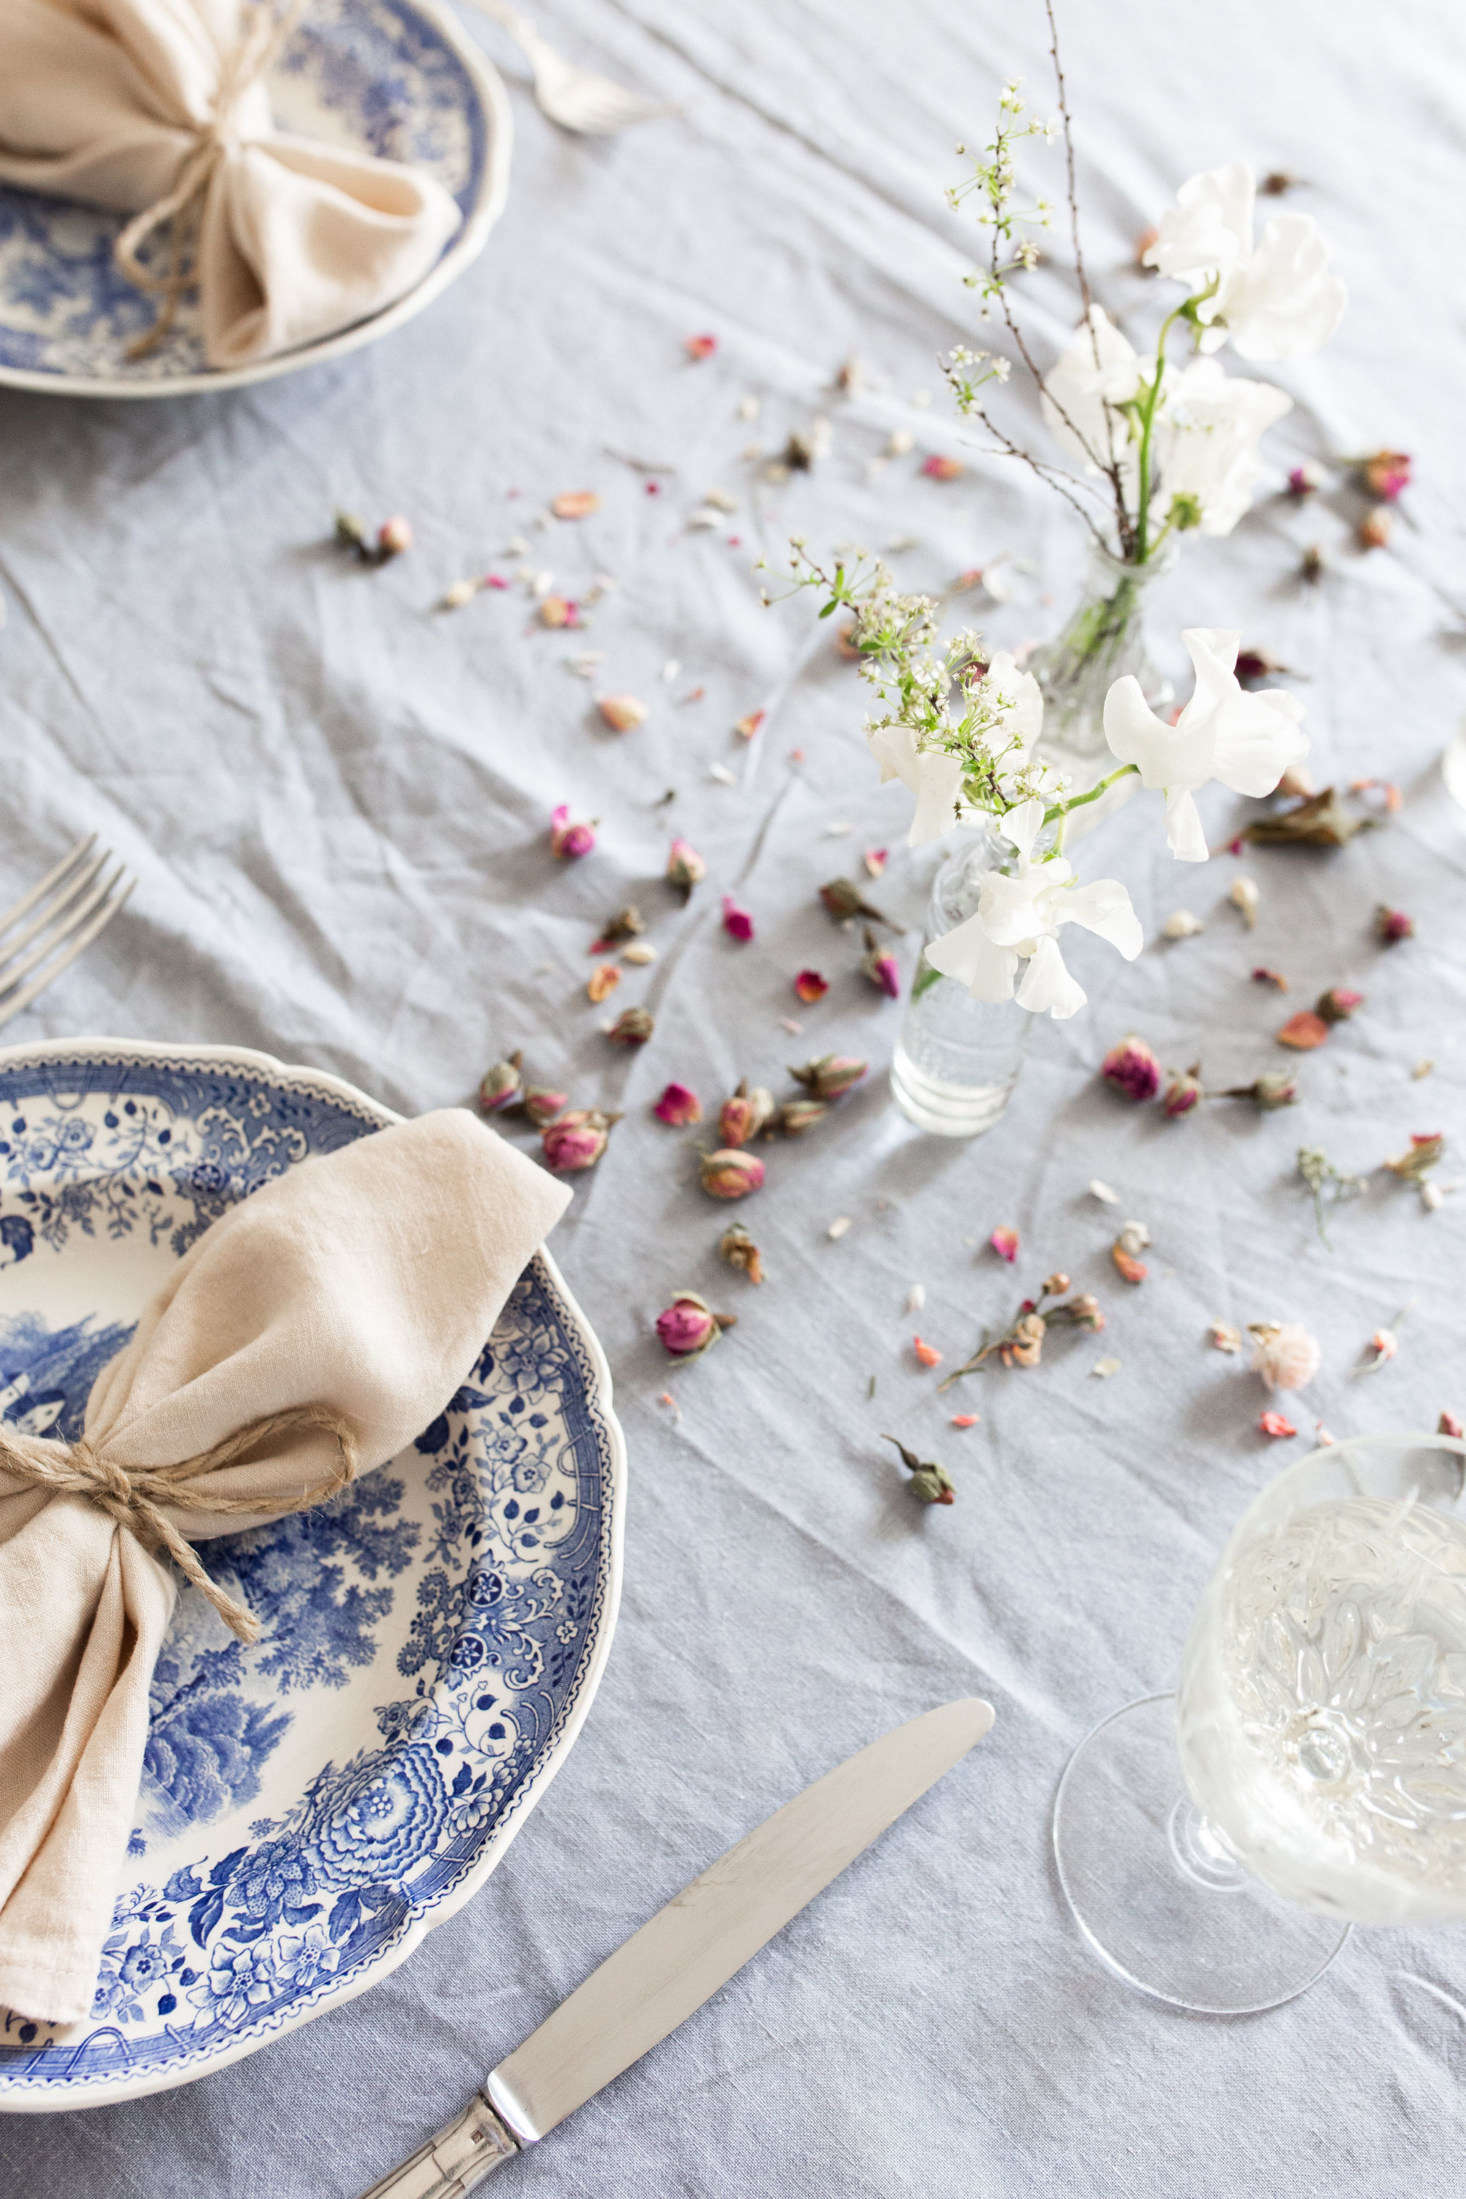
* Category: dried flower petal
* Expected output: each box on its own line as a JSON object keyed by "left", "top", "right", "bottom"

{"left": 1384, "top": 1132, "right": 1445, "bottom": 1182}
{"left": 826, "top": 1215, "right": 852, "bottom": 1241}
{"left": 1088, "top": 1179, "right": 1119, "bottom": 1204}
{"left": 539, "top": 595, "right": 580, "bottom": 629}
{"left": 1209, "top": 1321, "right": 1243, "bottom": 1354}
{"left": 1359, "top": 1326, "right": 1399, "bottom": 1372}
{"left": 912, "top": 1335, "right": 943, "bottom": 1368}
{"left": 1362, "top": 450, "right": 1411, "bottom": 500}
{"left": 1161, "top": 910, "right": 1205, "bottom": 941}
{"left": 1251, "top": 967, "right": 1289, "bottom": 990}
{"left": 721, "top": 895, "right": 755, "bottom": 943}
{"left": 622, "top": 940, "right": 658, "bottom": 966}
{"left": 1091, "top": 1357, "right": 1123, "bottom": 1379}
{"left": 587, "top": 963, "right": 621, "bottom": 1004}
{"left": 653, "top": 1081, "right": 702, "bottom": 1126}
{"left": 950, "top": 1413, "right": 980, "bottom": 1428}
{"left": 1357, "top": 505, "right": 1393, "bottom": 551}
{"left": 699, "top": 1148, "right": 766, "bottom": 1200}
{"left": 905, "top": 1284, "right": 926, "bottom": 1315}
{"left": 607, "top": 1006, "right": 654, "bottom": 1046}
{"left": 684, "top": 333, "right": 717, "bottom": 361}
{"left": 1439, "top": 1411, "right": 1464, "bottom": 1439}
{"left": 1288, "top": 462, "right": 1323, "bottom": 497}
{"left": 442, "top": 578, "right": 478, "bottom": 610}
{"left": 552, "top": 490, "right": 601, "bottom": 520}
{"left": 734, "top": 710, "right": 765, "bottom": 741}
{"left": 793, "top": 969, "right": 829, "bottom": 1003}
{"left": 1228, "top": 876, "right": 1260, "bottom": 928}
{"left": 597, "top": 693, "right": 648, "bottom": 733}
{"left": 990, "top": 1225, "right": 1020, "bottom": 1264}
{"left": 1259, "top": 1410, "right": 1297, "bottom": 1438}
{"left": 1101, "top": 1035, "right": 1161, "bottom": 1103}
{"left": 1276, "top": 1010, "right": 1330, "bottom": 1051}
{"left": 1248, "top": 1321, "right": 1321, "bottom": 1393}
{"left": 719, "top": 1221, "right": 764, "bottom": 1284}
{"left": 1111, "top": 1247, "right": 1148, "bottom": 1285}
{"left": 921, "top": 454, "right": 964, "bottom": 481}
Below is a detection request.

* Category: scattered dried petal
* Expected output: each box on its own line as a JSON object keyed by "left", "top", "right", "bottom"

{"left": 1288, "top": 462, "right": 1323, "bottom": 498}
{"left": 720, "top": 895, "right": 755, "bottom": 943}
{"left": 1111, "top": 1247, "right": 1148, "bottom": 1285}
{"left": 1439, "top": 1412, "right": 1464, "bottom": 1440}
{"left": 1276, "top": 1010, "right": 1330, "bottom": 1050}
{"left": 1091, "top": 1357, "right": 1123, "bottom": 1379}
{"left": 1248, "top": 1321, "right": 1321, "bottom": 1392}
{"left": 1209, "top": 1321, "right": 1243, "bottom": 1354}
{"left": 1259, "top": 1410, "right": 1298, "bottom": 1438}
{"left": 734, "top": 710, "right": 765, "bottom": 741}
{"left": 990, "top": 1225, "right": 1020, "bottom": 1264}
{"left": 904, "top": 1284, "right": 927, "bottom": 1315}
{"left": 826, "top": 1215, "right": 852, "bottom": 1241}
{"left": 1384, "top": 1132, "right": 1445, "bottom": 1182}
{"left": 552, "top": 490, "right": 601, "bottom": 520}
{"left": 1088, "top": 1179, "right": 1119, "bottom": 1204}
{"left": 1362, "top": 449, "right": 1411, "bottom": 500}
{"left": 587, "top": 963, "right": 621, "bottom": 1003}
{"left": 863, "top": 847, "right": 888, "bottom": 878}
{"left": 912, "top": 1335, "right": 942, "bottom": 1368}
{"left": 1251, "top": 967, "right": 1289, "bottom": 990}
{"left": 1228, "top": 876, "right": 1260, "bottom": 928}
{"left": 653, "top": 1081, "right": 702, "bottom": 1126}
{"left": 793, "top": 968, "right": 829, "bottom": 1003}
{"left": 539, "top": 595, "right": 580, "bottom": 629}
{"left": 597, "top": 693, "right": 648, "bottom": 733}
{"left": 1161, "top": 909, "right": 1205, "bottom": 941}
{"left": 719, "top": 1221, "right": 764, "bottom": 1284}
{"left": 921, "top": 454, "right": 964, "bottom": 481}
{"left": 949, "top": 1413, "right": 979, "bottom": 1428}
{"left": 1357, "top": 505, "right": 1393, "bottom": 550}
{"left": 684, "top": 332, "right": 717, "bottom": 361}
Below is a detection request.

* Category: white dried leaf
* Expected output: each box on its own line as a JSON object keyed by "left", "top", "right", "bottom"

{"left": 1116, "top": 1219, "right": 1151, "bottom": 1258}
{"left": 621, "top": 942, "right": 657, "bottom": 965}
{"left": 661, "top": 658, "right": 681, "bottom": 684}
{"left": 441, "top": 579, "right": 477, "bottom": 610}
{"left": 708, "top": 763, "right": 736, "bottom": 786}
{"left": 823, "top": 820, "right": 853, "bottom": 837}
{"left": 1228, "top": 875, "right": 1260, "bottom": 927}
{"left": 1088, "top": 1178, "right": 1120, "bottom": 1204}
{"left": 1162, "top": 909, "right": 1205, "bottom": 941}
{"left": 1091, "top": 1357, "right": 1122, "bottom": 1379}
{"left": 1422, "top": 1180, "right": 1444, "bottom": 1211}
{"left": 826, "top": 1216, "right": 852, "bottom": 1240}
{"left": 886, "top": 428, "right": 914, "bottom": 457}
{"left": 904, "top": 1284, "right": 927, "bottom": 1315}
{"left": 530, "top": 569, "right": 553, "bottom": 598}
{"left": 686, "top": 506, "right": 722, "bottom": 531}
{"left": 702, "top": 487, "right": 738, "bottom": 512}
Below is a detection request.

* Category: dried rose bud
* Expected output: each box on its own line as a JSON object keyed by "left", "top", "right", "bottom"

{"left": 1248, "top": 1321, "right": 1321, "bottom": 1393}
{"left": 1287, "top": 462, "right": 1323, "bottom": 498}
{"left": 921, "top": 454, "right": 964, "bottom": 481}
{"left": 1385, "top": 1132, "right": 1444, "bottom": 1182}
{"left": 334, "top": 509, "right": 370, "bottom": 552}
{"left": 1439, "top": 1411, "right": 1464, "bottom": 1439}
{"left": 539, "top": 595, "right": 580, "bottom": 629}
{"left": 1251, "top": 967, "right": 1288, "bottom": 991}
{"left": 990, "top": 1225, "right": 1019, "bottom": 1264}
{"left": 653, "top": 1082, "right": 702, "bottom": 1126}
{"left": 597, "top": 693, "right": 648, "bottom": 734}
{"left": 790, "top": 1053, "right": 865, "bottom": 1101}
{"left": 719, "top": 1221, "right": 764, "bottom": 1284}
{"left": 1299, "top": 544, "right": 1325, "bottom": 585}
{"left": 1217, "top": 1070, "right": 1300, "bottom": 1111}
{"left": 778, "top": 1098, "right": 829, "bottom": 1136}
{"left": 656, "top": 1291, "right": 733, "bottom": 1358}
{"left": 1209, "top": 1320, "right": 1243, "bottom": 1353}
{"left": 1357, "top": 505, "right": 1393, "bottom": 551}
{"left": 1005, "top": 1312, "right": 1046, "bottom": 1368}
{"left": 718, "top": 1080, "right": 776, "bottom": 1147}
{"left": 542, "top": 1108, "right": 616, "bottom": 1173}
{"left": 1234, "top": 647, "right": 1290, "bottom": 687}
{"left": 1315, "top": 986, "right": 1364, "bottom": 1024}
{"left": 793, "top": 968, "right": 829, "bottom": 1003}
{"left": 522, "top": 1083, "right": 569, "bottom": 1127}
{"left": 1163, "top": 1068, "right": 1203, "bottom": 1118}
{"left": 1362, "top": 449, "right": 1411, "bottom": 500}
{"left": 593, "top": 905, "right": 644, "bottom": 947}
{"left": 666, "top": 837, "right": 706, "bottom": 898}
{"left": 1101, "top": 1034, "right": 1160, "bottom": 1103}
{"left": 477, "top": 1050, "right": 523, "bottom": 1113}
{"left": 607, "top": 1006, "right": 654, "bottom": 1046}
{"left": 1061, "top": 1294, "right": 1104, "bottom": 1331}
{"left": 1374, "top": 904, "right": 1415, "bottom": 945}
{"left": 1043, "top": 1272, "right": 1071, "bottom": 1296}
{"left": 550, "top": 803, "right": 597, "bottom": 860}
{"left": 818, "top": 877, "right": 900, "bottom": 931}
{"left": 699, "top": 1148, "right": 766, "bottom": 1199}
{"left": 721, "top": 895, "right": 755, "bottom": 943}
{"left": 860, "top": 927, "right": 902, "bottom": 999}
{"left": 376, "top": 514, "right": 413, "bottom": 559}
{"left": 883, "top": 1434, "right": 955, "bottom": 1505}
{"left": 1276, "top": 1010, "right": 1330, "bottom": 1051}
{"left": 1243, "top": 787, "right": 1374, "bottom": 848}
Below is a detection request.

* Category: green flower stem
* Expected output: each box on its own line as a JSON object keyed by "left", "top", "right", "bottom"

{"left": 1133, "top": 305, "right": 1185, "bottom": 564}
{"left": 1042, "top": 762, "right": 1138, "bottom": 829}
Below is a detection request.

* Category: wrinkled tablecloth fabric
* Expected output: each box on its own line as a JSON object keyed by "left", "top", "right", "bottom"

{"left": 1, "top": 0, "right": 1464, "bottom": 2190}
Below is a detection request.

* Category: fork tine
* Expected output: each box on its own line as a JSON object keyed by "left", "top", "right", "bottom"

{"left": 0, "top": 846, "right": 112, "bottom": 971}
{"left": 0, "top": 873, "right": 135, "bottom": 1035}
{"left": 0, "top": 834, "right": 96, "bottom": 945}
{"left": 0, "top": 861, "right": 128, "bottom": 1002}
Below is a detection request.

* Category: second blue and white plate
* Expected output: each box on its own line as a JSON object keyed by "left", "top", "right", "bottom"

{"left": 0, "top": 1039, "right": 623, "bottom": 2109}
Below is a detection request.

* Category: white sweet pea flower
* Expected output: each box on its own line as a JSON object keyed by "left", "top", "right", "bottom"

{"left": 1041, "top": 307, "right": 1153, "bottom": 491}
{"left": 868, "top": 651, "right": 1044, "bottom": 845}
{"left": 1143, "top": 163, "right": 1345, "bottom": 361}
{"left": 1102, "top": 628, "right": 1309, "bottom": 862}
{"left": 1157, "top": 357, "right": 1293, "bottom": 535}
{"left": 925, "top": 798, "right": 1142, "bottom": 1019}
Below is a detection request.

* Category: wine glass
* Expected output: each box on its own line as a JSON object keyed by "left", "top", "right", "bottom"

{"left": 1052, "top": 1432, "right": 1466, "bottom": 2014}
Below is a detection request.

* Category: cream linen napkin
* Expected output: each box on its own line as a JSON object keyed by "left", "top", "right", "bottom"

{"left": 0, "top": 1107, "right": 570, "bottom": 2025}
{"left": 0, "top": 0, "right": 464, "bottom": 368}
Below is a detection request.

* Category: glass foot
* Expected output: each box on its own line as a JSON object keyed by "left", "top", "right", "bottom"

{"left": 1052, "top": 1694, "right": 1351, "bottom": 2014}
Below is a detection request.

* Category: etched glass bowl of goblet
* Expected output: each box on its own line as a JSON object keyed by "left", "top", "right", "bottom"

{"left": 1053, "top": 1432, "right": 1466, "bottom": 2014}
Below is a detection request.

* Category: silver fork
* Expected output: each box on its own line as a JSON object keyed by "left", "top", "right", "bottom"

{"left": 0, "top": 835, "right": 135, "bottom": 1034}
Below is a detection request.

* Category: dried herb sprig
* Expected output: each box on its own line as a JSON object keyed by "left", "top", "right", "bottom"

{"left": 1296, "top": 1145, "right": 1369, "bottom": 1242}
{"left": 937, "top": 1275, "right": 1103, "bottom": 1388}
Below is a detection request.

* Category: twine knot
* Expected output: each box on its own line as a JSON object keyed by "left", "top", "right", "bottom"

{"left": 0, "top": 1404, "right": 359, "bottom": 1644}
{"left": 114, "top": 0, "right": 308, "bottom": 360}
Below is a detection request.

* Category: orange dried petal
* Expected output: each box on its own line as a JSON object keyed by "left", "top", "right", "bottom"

{"left": 1276, "top": 1010, "right": 1330, "bottom": 1050}
{"left": 597, "top": 693, "right": 648, "bottom": 733}
{"left": 551, "top": 490, "right": 600, "bottom": 520}
{"left": 912, "top": 1335, "right": 943, "bottom": 1368}
{"left": 1111, "top": 1247, "right": 1148, "bottom": 1284}
{"left": 587, "top": 963, "right": 621, "bottom": 1003}
{"left": 734, "top": 710, "right": 765, "bottom": 740}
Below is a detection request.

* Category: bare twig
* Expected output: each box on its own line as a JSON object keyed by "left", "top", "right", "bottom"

{"left": 963, "top": 399, "right": 1113, "bottom": 551}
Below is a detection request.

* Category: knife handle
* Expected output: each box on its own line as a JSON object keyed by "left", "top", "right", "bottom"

{"left": 358, "top": 2093, "right": 523, "bottom": 2198}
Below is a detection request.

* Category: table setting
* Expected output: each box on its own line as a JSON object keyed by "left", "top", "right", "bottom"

{"left": 0, "top": 0, "right": 1462, "bottom": 2191}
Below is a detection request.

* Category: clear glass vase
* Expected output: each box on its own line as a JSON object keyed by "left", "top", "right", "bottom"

{"left": 890, "top": 826, "right": 1033, "bottom": 1138}
{"left": 1027, "top": 538, "right": 1177, "bottom": 767}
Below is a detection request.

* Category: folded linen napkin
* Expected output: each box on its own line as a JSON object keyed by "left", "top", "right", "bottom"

{"left": 0, "top": 0, "right": 464, "bottom": 368}
{"left": 0, "top": 1106, "right": 570, "bottom": 2025}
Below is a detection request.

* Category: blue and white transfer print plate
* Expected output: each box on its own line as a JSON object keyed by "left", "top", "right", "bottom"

{"left": 0, "top": 1040, "right": 623, "bottom": 2109}
{"left": 0, "top": 0, "right": 511, "bottom": 398}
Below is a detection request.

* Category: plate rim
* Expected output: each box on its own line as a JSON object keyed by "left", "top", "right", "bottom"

{"left": 0, "top": 1033, "right": 625, "bottom": 2111}
{"left": 0, "top": 0, "right": 513, "bottom": 400}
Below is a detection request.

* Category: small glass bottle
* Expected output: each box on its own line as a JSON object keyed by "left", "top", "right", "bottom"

{"left": 1027, "top": 537, "right": 1177, "bottom": 765}
{"left": 889, "top": 825, "right": 1033, "bottom": 1138}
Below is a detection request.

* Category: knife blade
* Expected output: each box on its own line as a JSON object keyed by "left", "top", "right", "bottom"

{"left": 360, "top": 1697, "right": 994, "bottom": 2197}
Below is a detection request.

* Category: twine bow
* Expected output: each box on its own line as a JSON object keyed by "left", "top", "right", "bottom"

{"left": 0, "top": 1404, "right": 359, "bottom": 1643}
{"left": 114, "top": 0, "right": 308, "bottom": 359}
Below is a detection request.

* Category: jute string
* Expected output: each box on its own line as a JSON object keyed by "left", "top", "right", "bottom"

{"left": 115, "top": 0, "right": 309, "bottom": 359}
{"left": 0, "top": 1404, "right": 359, "bottom": 1643}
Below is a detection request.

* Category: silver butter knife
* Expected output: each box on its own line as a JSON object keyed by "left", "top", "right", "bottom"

{"left": 360, "top": 1697, "right": 995, "bottom": 2196}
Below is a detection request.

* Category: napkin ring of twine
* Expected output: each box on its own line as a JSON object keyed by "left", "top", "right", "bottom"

{"left": 114, "top": 0, "right": 309, "bottom": 361}
{"left": 0, "top": 1405, "right": 358, "bottom": 1644}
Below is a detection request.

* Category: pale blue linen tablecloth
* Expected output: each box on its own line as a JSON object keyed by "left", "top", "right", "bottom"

{"left": 1, "top": 0, "right": 1464, "bottom": 2190}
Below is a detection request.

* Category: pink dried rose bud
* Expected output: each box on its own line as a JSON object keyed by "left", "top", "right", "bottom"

{"left": 1251, "top": 966, "right": 1289, "bottom": 991}
{"left": 860, "top": 928, "right": 901, "bottom": 999}
{"left": 1363, "top": 1327, "right": 1398, "bottom": 1369}
{"left": 793, "top": 968, "right": 829, "bottom": 1003}
{"left": 1439, "top": 1411, "right": 1464, "bottom": 1440}
{"left": 653, "top": 1081, "right": 702, "bottom": 1126}
{"left": 719, "top": 1221, "right": 764, "bottom": 1284}
{"left": 989, "top": 1225, "right": 1019, "bottom": 1264}
{"left": 1315, "top": 986, "right": 1364, "bottom": 1025}
{"left": 819, "top": 876, "right": 900, "bottom": 930}
{"left": 1101, "top": 1034, "right": 1161, "bottom": 1103}
{"left": 607, "top": 1006, "right": 654, "bottom": 1046}
{"left": 789, "top": 1053, "right": 867, "bottom": 1100}
{"left": 655, "top": 1291, "right": 734, "bottom": 1358}
{"left": 1248, "top": 1321, "right": 1321, "bottom": 1393}
{"left": 522, "top": 1083, "right": 569, "bottom": 1127}
{"left": 1374, "top": 904, "right": 1415, "bottom": 945}
{"left": 542, "top": 1108, "right": 616, "bottom": 1173}
{"left": 597, "top": 693, "right": 648, "bottom": 733}
{"left": 1357, "top": 505, "right": 1393, "bottom": 550}
{"left": 666, "top": 837, "right": 706, "bottom": 899}
{"left": 778, "top": 1098, "right": 828, "bottom": 1136}
{"left": 376, "top": 514, "right": 413, "bottom": 558}
{"left": 1162, "top": 1068, "right": 1204, "bottom": 1118}
{"left": 590, "top": 904, "right": 644, "bottom": 950}
{"left": 1234, "top": 647, "right": 1290, "bottom": 686}
{"left": 721, "top": 895, "right": 755, "bottom": 943}
{"left": 699, "top": 1148, "right": 766, "bottom": 1199}
{"left": 718, "top": 1080, "right": 775, "bottom": 1147}
{"left": 1362, "top": 449, "right": 1411, "bottom": 500}
{"left": 1042, "top": 1272, "right": 1070, "bottom": 1296}
{"left": 1259, "top": 1410, "right": 1298, "bottom": 1439}
{"left": 477, "top": 1051, "right": 523, "bottom": 1113}
{"left": 550, "top": 803, "right": 597, "bottom": 860}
